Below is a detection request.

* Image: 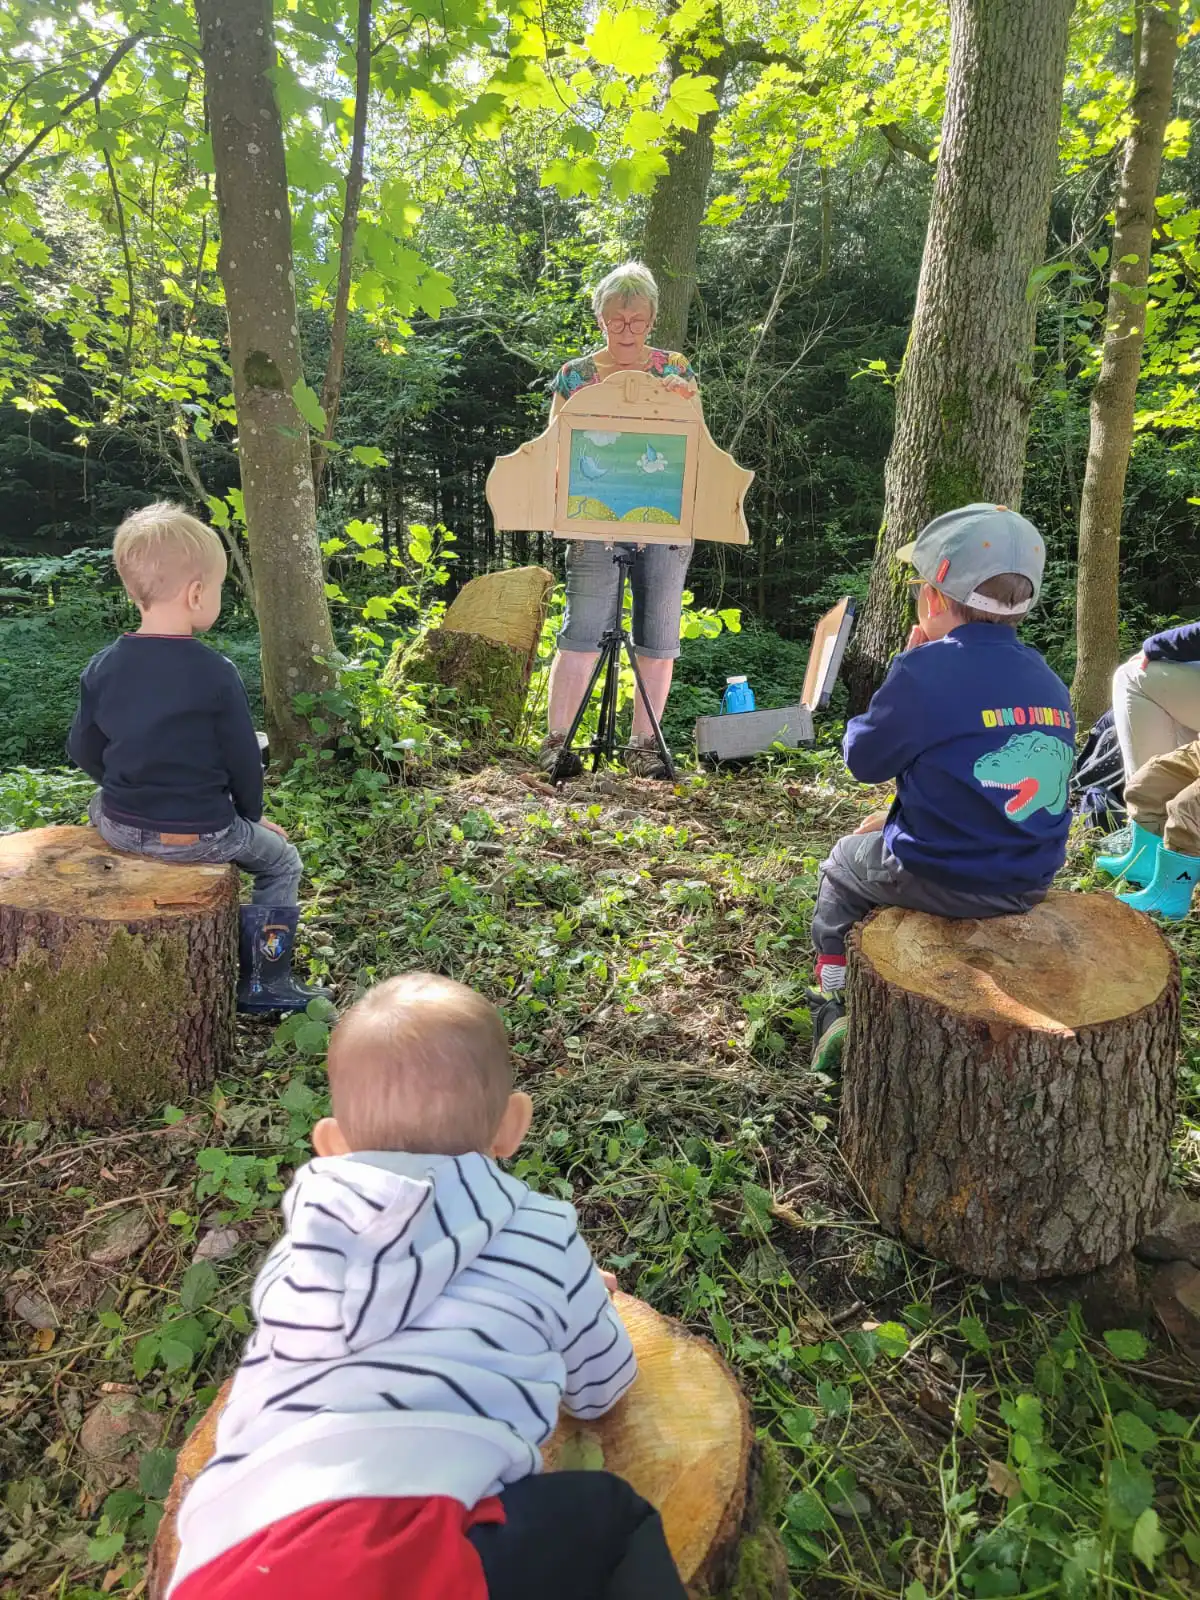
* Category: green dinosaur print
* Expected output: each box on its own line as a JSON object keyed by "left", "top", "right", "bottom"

{"left": 973, "top": 730, "right": 1073, "bottom": 821}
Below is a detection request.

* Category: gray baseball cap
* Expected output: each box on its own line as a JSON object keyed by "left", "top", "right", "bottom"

{"left": 895, "top": 503, "right": 1044, "bottom": 616}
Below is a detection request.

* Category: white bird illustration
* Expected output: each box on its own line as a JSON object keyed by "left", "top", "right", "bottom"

{"left": 638, "top": 443, "right": 667, "bottom": 474}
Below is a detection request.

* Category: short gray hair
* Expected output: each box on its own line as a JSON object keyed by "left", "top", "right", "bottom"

{"left": 592, "top": 261, "right": 659, "bottom": 321}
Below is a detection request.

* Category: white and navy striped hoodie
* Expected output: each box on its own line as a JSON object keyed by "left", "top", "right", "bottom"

{"left": 169, "top": 1150, "right": 636, "bottom": 1595}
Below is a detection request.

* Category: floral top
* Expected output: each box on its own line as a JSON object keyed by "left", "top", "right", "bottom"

{"left": 549, "top": 347, "right": 697, "bottom": 400}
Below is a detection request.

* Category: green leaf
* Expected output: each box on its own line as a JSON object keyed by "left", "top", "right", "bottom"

{"left": 665, "top": 72, "right": 720, "bottom": 129}
{"left": 132, "top": 1334, "right": 159, "bottom": 1380}
{"left": 1105, "top": 1459, "right": 1155, "bottom": 1528}
{"left": 563, "top": 124, "right": 597, "bottom": 155}
{"left": 139, "top": 1447, "right": 178, "bottom": 1500}
{"left": 541, "top": 157, "right": 604, "bottom": 200}
{"left": 815, "top": 1379, "right": 851, "bottom": 1417}
{"left": 784, "top": 1489, "right": 831, "bottom": 1531}
{"left": 1131, "top": 1507, "right": 1165, "bottom": 1570}
{"left": 905, "top": 1585, "right": 930, "bottom": 1600}
{"left": 291, "top": 379, "right": 327, "bottom": 432}
{"left": 585, "top": 8, "right": 664, "bottom": 77}
{"left": 159, "top": 1336, "right": 198, "bottom": 1373}
{"left": 179, "top": 1260, "right": 219, "bottom": 1311}
{"left": 1113, "top": 1410, "right": 1158, "bottom": 1454}
{"left": 87, "top": 1530, "right": 126, "bottom": 1563}
{"left": 958, "top": 1314, "right": 991, "bottom": 1352}
{"left": 623, "top": 109, "right": 664, "bottom": 150}
{"left": 1103, "top": 1328, "right": 1148, "bottom": 1361}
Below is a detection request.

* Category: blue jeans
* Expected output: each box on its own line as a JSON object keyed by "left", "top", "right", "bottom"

{"left": 559, "top": 540, "right": 692, "bottom": 660}
{"left": 88, "top": 794, "right": 302, "bottom": 905}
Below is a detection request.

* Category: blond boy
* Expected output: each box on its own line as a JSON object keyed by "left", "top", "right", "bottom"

{"left": 67, "top": 502, "right": 323, "bottom": 1012}
{"left": 167, "top": 974, "right": 685, "bottom": 1600}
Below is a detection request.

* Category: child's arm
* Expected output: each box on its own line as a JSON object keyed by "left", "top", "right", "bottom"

{"left": 1143, "top": 622, "right": 1200, "bottom": 665}
{"left": 559, "top": 1233, "right": 636, "bottom": 1420}
{"left": 842, "top": 655, "right": 926, "bottom": 785}
{"left": 66, "top": 670, "right": 107, "bottom": 782}
{"left": 216, "top": 671, "right": 265, "bottom": 822}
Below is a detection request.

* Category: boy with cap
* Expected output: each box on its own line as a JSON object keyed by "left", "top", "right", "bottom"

{"left": 808, "top": 504, "right": 1074, "bottom": 1067}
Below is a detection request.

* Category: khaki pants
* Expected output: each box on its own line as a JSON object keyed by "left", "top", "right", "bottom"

{"left": 1125, "top": 739, "right": 1200, "bottom": 855}
{"left": 1112, "top": 654, "right": 1200, "bottom": 777}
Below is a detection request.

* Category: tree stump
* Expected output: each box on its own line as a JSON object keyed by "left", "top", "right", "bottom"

{"left": 840, "top": 891, "right": 1180, "bottom": 1281}
{"left": 0, "top": 827, "right": 239, "bottom": 1126}
{"left": 384, "top": 565, "right": 554, "bottom": 736}
{"left": 148, "top": 1293, "right": 786, "bottom": 1600}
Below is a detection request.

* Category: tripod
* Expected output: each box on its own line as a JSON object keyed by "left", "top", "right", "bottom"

{"left": 550, "top": 548, "right": 676, "bottom": 785}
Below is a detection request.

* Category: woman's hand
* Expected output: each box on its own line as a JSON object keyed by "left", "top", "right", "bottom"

{"left": 853, "top": 811, "right": 889, "bottom": 835}
{"left": 661, "top": 374, "right": 697, "bottom": 397}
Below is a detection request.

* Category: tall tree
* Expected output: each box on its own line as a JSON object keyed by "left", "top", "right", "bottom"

{"left": 195, "top": 0, "right": 337, "bottom": 762}
{"left": 846, "top": 0, "right": 1074, "bottom": 710}
{"left": 1071, "top": 1, "right": 1182, "bottom": 728}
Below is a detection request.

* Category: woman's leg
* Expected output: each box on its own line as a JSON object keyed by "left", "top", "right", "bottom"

{"left": 630, "top": 657, "right": 674, "bottom": 740}
{"left": 547, "top": 541, "right": 621, "bottom": 739}
{"left": 467, "top": 1472, "right": 686, "bottom": 1600}
{"left": 1112, "top": 655, "right": 1200, "bottom": 778}
{"left": 547, "top": 648, "right": 601, "bottom": 737}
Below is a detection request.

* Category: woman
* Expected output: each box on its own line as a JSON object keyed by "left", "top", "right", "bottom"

{"left": 1111, "top": 621, "right": 1200, "bottom": 781}
{"left": 540, "top": 262, "right": 700, "bottom": 780}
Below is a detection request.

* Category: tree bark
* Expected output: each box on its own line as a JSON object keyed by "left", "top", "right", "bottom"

{"left": 0, "top": 828, "right": 238, "bottom": 1126}
{"left": 1071, "top": 3, "right": 1181, "bottom": 729}
{"left": 846, "top": 0, "right": 1073, "bottom": 712}
{"left": 643, "top": 44, "right": 728, "bottom": 351}
{"left": 840, "top": 893, "right": 1180, "bottom": 1280}
{"left": 195, "top": 0, "right": 337, "bottom": 764}
{"left": 311, "top": 0, "right": 373, "bottom": 500}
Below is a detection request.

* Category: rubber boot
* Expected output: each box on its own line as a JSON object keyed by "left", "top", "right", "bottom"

{"left": 1096, "top": 820, "right": 1160, "bottom": 887}
{"left": 1097, "top": 822, "right": 1131, "bottom": 858}
{"left": 238, "top": 905, "right": 332, "bottom": 1015}
{"left": 1118, "top": 846, "right": 1200, "bottom": 921}
{"left": 806, "top": 988, "right": 847, "bottom": 1072}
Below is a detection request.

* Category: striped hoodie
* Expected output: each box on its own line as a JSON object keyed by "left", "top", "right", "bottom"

{"left": 168, "top": 1150, "right": 636, "bottom": 1594}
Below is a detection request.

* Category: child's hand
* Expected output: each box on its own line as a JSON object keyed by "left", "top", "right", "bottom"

{"left": 906, "top": 624, "right": 930, "bottom": 650}
{"left": 261, "top": 818, "right": 289, "bottom": 840}
{"left": 853, "top": 811, "right": 889, "bottom": 835}
{"left": 600, "top": 1270, "right": 619, "bottom": 1295}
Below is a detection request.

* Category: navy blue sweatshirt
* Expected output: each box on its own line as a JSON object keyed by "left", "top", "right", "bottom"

{"left": 843, "top": 624, "right": 1074, "bottom": 893}
{"left": 1143, "top": 622, "right": 1200, "bottom": 664}
{"left": 67, "top": 634, "right": 263, "bottom": 832}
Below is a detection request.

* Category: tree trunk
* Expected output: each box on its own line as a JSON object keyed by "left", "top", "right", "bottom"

{"left": 311, "top": 0, "right": 373, "bottom": 500}
{"left": 643, "top": 56, "right": 729, "bottom": 351}
{"left": 0, "top": 828, "right": 238, "bottom": 1126}
{"left": 846, "top": 0, "right": 1073, "bottom": 712}
{"left": 1071, "top": 3, "right": 1181, "bottom": 729}
{"left": 840, "top": 893, "right": 1180, "bottom": 1280}
{"left": 195, "top": 0, "right": 337, "bottom": 765}
{"left": 148, "top": 1293, "right": 788, "bottom": 1600}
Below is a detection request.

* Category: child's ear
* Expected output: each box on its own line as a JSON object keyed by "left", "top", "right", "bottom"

{"left": 186, "top": 577, "right": 206, "bottom": 611}
{"left": 490, "top": 1092, "right": 533, "bottom": 1160}
{"left": 312, "top": 1117, "right": 351, "bottom": 1158}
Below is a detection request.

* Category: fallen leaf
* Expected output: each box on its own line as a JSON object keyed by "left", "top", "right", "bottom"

{"left": 100, "top": 1382, "right": 139, "bottom": 1396}
{"left": 194, "top": 1226, "right": 240, "bottom": 1263}
{"left": 986, "top": 1458, "right": 1021, "bottom": 1500}
{"left": 7, "top": 1289, "right": 60, "bottom": 1330}
{"left": 101, "top": 1563, "right": 129, "bottom": 1593}
{"left": 32, "top": 1327, "right": 55, "bottom": 1352}
{"left": 917, "top": 1387, "right": 954, "bottom": 1424}
{"left": 87, "top": 1209, "right": 153, "bottom": 1266}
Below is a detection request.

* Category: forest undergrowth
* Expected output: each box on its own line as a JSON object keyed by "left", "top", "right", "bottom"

{"left": 2, "top": 741, "right": 1199, "bottom": 1600}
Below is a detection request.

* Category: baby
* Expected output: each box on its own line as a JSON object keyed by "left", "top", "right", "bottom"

{"left": 168, "top": 973, "right": 685, "bottom": 1600}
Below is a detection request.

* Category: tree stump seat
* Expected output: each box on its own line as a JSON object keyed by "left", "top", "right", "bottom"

{"left": 0, "top": 827, "right": 238, "bottom": 1126}
{"left": 840, "top": 890, "right": 1180, "bottom": 1281}
{"left": 148, "top": 1293, "right": 786, "bottom": 1599}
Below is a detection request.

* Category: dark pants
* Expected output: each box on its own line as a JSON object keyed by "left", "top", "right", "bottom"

{"left": 812, "top": 830, "right": 1046, "bottom": 956}
{"left": 469, "top": 1472, "right": 686, "bottom": 1600}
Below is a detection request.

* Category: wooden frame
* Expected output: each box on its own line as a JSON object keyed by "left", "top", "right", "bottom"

{"left": 801, "top": 596, "right": 856, "bottom": 711}
{"left": 486, "top": 370, "right": 752, "bottom": 546}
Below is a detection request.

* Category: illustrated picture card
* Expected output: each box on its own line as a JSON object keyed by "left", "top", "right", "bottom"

{"left": 559, "top": 420, "right": 699, "bottom": 542}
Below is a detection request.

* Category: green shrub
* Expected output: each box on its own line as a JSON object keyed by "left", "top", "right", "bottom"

{"left": 0, "top": 765, "right": 94, "bottom": 831}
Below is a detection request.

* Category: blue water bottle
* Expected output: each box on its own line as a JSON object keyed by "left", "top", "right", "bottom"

{"left": 722, "top": 675, "right": 755, "bottom": 714}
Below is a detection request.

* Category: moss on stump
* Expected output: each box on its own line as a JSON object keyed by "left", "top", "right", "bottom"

{"left": 385, "top": 627, "right": 531, "bottom": 736}
{"left": 0, "top": 827, "right": 239, "bottom": 1126}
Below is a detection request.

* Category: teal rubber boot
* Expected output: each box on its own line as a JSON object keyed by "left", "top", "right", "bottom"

{"left": 1096, "top": 820, "right": 1161, "bottom": 887}
{"left": 1119, "top": 847, "right": 1200, "bottom": 921}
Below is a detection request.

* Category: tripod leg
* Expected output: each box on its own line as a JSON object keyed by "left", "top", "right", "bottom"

{"left": 590, "top": 634, "right": 621, "bottom": 771}
{"left": 624, "top": 642, "right": 676, "bottom": 781}
{"left": 551, "top": 647, "right": 611, "bottom": 785}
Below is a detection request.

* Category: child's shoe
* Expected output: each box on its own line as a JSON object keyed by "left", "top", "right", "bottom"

{"left": 238, "top": 905, "right": 333, "bottom": 1014}
{"left": 1096, "top": 820, "right": 1160, "bottom": 886}
{"left": 1118, "top": 846, "right": 1200, "bottom": 922}
{"left": 806, "top": 989, "right": 847, "bottom": 1071}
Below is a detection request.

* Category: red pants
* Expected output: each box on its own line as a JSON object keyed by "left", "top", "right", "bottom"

{"left": 172, "top": 1495, "right": 504, "bottom": 1600}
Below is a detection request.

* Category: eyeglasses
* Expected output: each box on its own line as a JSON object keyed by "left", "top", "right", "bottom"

{"left": 603, "top": 314, "right": 651, "bottom": 335}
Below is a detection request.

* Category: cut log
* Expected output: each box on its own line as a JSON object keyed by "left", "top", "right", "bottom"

{"left": 0, "top": 827, "right": 239, "bottom": 1126}
{"left": 840, "top": 891, "right": 1180, "bottom": 1281}
{"left": 148, "top": 1293, "right": 786, "bottom": 1599}
{"left": 384, "top": 566, "right": 554, "bottom": 737}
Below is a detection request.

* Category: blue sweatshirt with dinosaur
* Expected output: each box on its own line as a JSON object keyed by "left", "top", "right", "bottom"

{"left": 843, "top": 624, "right": 1074, "bottom": 893}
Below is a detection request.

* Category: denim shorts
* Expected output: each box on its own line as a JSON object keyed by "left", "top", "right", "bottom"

{"left": 559, "top": 540, "right": 693, "bottom": 661}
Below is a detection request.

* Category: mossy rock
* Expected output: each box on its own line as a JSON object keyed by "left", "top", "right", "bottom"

{"left": 384, "top": 627, "right": 532, "bottom": 737}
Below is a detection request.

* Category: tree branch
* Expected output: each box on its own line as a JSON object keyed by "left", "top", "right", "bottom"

{"left": 312, "top": 0, "right": 372, "bottom": 500}
{"left": 0, "top": 31, "right": 146, "bottom": 189}
{"left": 879, "top": 121, "right": 933, "bottom": 163}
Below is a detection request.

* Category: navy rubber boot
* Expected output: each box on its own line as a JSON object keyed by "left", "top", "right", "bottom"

{"left": 238, "top": 905, "right": 331, "bottom": 1015}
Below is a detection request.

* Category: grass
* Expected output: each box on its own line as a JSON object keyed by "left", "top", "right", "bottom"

{"left": 1, "top": 739, "right": 1198, "bottom": 1599}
